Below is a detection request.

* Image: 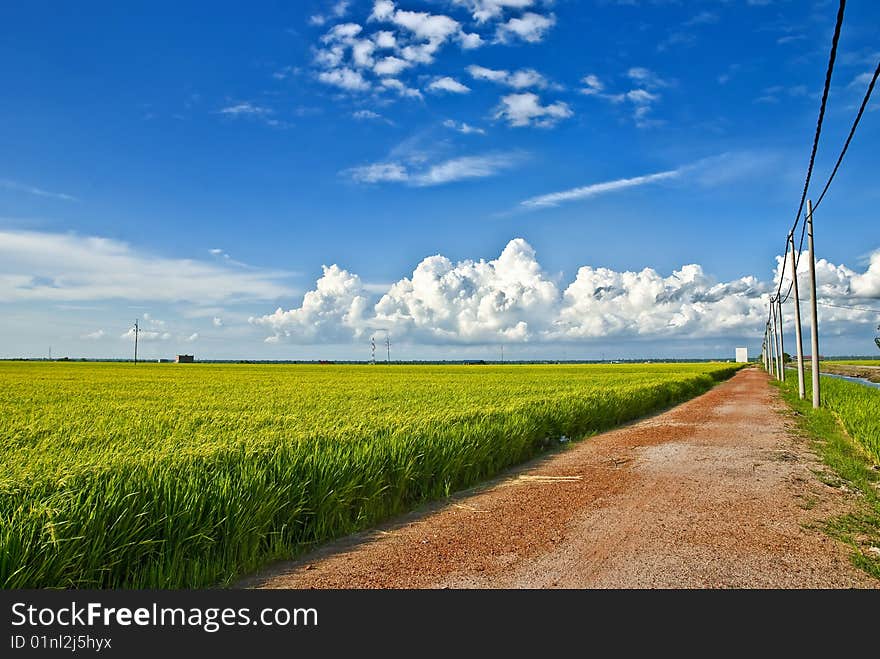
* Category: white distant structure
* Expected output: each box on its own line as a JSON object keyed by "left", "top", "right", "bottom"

{"left": 735, "top": 347, "right": 748, "bottom": 363}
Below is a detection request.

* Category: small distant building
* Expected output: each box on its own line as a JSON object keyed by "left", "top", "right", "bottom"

{"left": 175, "top": 354, "right": 194, "bottom": 363}
{"left": 735, "top": 347, "right": 748, "bottom": 363}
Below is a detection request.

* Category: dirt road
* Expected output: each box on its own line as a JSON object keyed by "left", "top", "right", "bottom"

{"left": 242, "top": 368, "right": 877, "bottom": 588}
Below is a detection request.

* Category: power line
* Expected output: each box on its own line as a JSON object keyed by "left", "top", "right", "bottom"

{"left": 815, "top": 301, "right": 880, "bottom": 314}
{"left": 769, "top": 0, "right": 846, "bottom": 315}
{"left": 812, "top": 58, "right": 880, "bottom": 214}
{"left": 777, "top": 53, "right": 879, "bottom": 306}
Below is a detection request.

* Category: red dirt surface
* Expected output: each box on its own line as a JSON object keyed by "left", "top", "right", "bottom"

{"left": 240, "top": 369, "right": 877, "bottom": 589}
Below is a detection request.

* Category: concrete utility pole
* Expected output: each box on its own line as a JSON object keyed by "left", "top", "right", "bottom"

{"left": 133, "top": 319, "right": 140, "bottom": 365}
{"left": 771, "top": 300, "right": 781, "bottom": 380}
{"left": 777, "top": 297, "right": 785, "bottom": 382}
{"left": 789, "top": 234, "right": 806, "bottom": 399}
{"left": 806, "top": 200, "right": 821, "bottom": 408}
{"left": 769, "top": 312, "right": 778, "bottom": 379}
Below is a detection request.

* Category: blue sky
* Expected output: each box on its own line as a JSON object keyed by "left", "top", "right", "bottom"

{"left": 1, "top": 0, "right": 878, "bottom": 360}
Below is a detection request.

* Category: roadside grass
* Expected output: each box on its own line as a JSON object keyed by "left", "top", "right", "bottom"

{"left": 774, "top": 377, "right": 880, "bottom": 579}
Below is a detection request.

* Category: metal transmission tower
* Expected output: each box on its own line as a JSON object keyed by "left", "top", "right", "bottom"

{"left": 370, "top": 336, "right": 376, "bottom": 364}
{"left": 385, "top": 334, "right": 391, "bottom": 363}
{"left": 132, "top": 319, "right": 140, "bottom": 365}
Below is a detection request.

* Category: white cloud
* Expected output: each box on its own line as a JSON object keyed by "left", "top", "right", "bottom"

{"left": 185, "top": 332, "right": 200, "bottom": 342}
{"left": 321, "top": 22, "right": 363, "bottom": 43}
{"left": 494, "top": 92, "right": 572, "bottom": 127}
{"left": 218, "top": 103, "right": 270, "bottom": 116}
{"left": 626, "top": 67, "right": 670, "bottom": 89}
{"left": 579, "top": 74, "right": 604, "bottom": 95}
{"left": 495, "top": 12, "right": 556, "bottom": 43}
{"left": 380, "top": 78, "right": 423, "bottom": 99}
{"left": 351, "top": 39, "right": 377, "bottom": 68}
{"left": 373, "top": 55, "right": 410, "bottom": 76}
{"left": 0, "top": 230, "right": 292, "bottom": 304}
{"left": 458, "top": 32, "right": 484, "bottom": 49}
{"left": 427, "top": 76, "right": 471, "bottom": 94}
{"left": 467, "top": 64, "right": 509, "bottom": 83}
{"left": 249, "top": 265, "right": 370, "bottom": 342}
{"left": 466, "top": 64, "right": 549, "bottom": 89}
{"left": 309, "top": 0, "right": 351, "bottom": 27}
{"left": 213, "top": 317, "right": 224, "bottom": 327}
{"left": 413, "top": 154, "right": 519, "bottom": 185}
{"left": 121, "top": 327, "right": 171, "bottom": 342}
{"left": 391, "top": 9, "right": 461, "bottom": 43}
{"left": 849, "top": 72, "right": 875, "bottom": 87}
{"left": 251, "top": 239, "right": 880, "bottom": 346}
{"left": 520, "top": 168, "right": 682, "bottom": 209}
{"left": 81, "top": 329, "right": 105, "bottom": 340}
{"left": 443, "top": 119, "right": 487, "bottom": 135}
{"left": 579, "top": 71, "right": 666, "bottom": 128}
{"left": 517, "top": 153, "right": 777, "bottom": 211}
{"left": 373, "top": 30, "right": 397, "bottom": 49}
{"left": 346, "top": 152, "right": 521, "bottom": 186}
{"left": 352, "top": 109, "right": 385, "bottom": 121}
{"left": 0, "top": 178, "right": 78, "bottom": 202}
{"left": 317, "top": 67, "right": 371, "bottom": 91}
{"left": 347, "top": 162, "right": 410, "bottom": 184}
{"left": 453, "top": 0, "right": 536, "bottom": 23}
{"left": 369, "top": 0, "right": 396, "bottom": 22}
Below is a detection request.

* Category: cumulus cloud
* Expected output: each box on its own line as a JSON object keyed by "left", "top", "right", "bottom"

{"left": 427, "top": 76, "right": 471, "bottom": 94}
{"left": 494, "top": 92, "right": 572, "bottom": 127}
{"left": 453, "top": 0, "right": 536, "bottom": 23}
{"left": 318, "top": 67, "right": 371, "bottom": 91}
{"left": 249, "top": 265, "right": 370, "bottom": 342}
{"left": 81, "top": 329, "right": 106, "bottom": 340}
{"left": 495, "top": 12, "right": 556, "bottom": 43}
{"left": 0, "top": 230, "right": 292, "bottom": 304}
{"left": 373, "top": 55, "right": 410, "bottom": 76}
{"left": 467, "top": 64, "right": 549, "bottom": 89}
{"left": 251, "top": 239, "right": 880, "bottom": 346}
{"left": 380, "top": 78, "right": 423, "bottom": 99}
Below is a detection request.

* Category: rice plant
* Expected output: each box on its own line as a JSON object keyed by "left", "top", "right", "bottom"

{"left": 0, "top": 361, "right": 740, "bottom": 588}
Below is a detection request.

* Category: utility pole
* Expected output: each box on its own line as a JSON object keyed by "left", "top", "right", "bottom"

{"left": 777, "top": 297, "right": 785, "bottom": 382}
{"left": 770, "top": 301, "right": 778, "bottom": 379}
{"left": 501, "top": 344, "right": 504, "bottom": 364}
{"left": 806, "top": 200, "right": 821, "bottom": 408}
{"left": 48, "top": 346, "right": 52, "bottom": 361}
{"left": 133, "top": 319, "right": 140, "bottom": 365}
{"left": 770, "top": 302, "right": 779, "bottom": 380}
{"left": 789, "top": 234, "right": 806, "bottom": 399}
{"left": 385, "top": 334, "right": 391, "bottom": 364}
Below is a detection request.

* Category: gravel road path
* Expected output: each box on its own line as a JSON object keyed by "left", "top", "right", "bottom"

{"left": 241, "top": 368, "right": 877, "bottom": 589}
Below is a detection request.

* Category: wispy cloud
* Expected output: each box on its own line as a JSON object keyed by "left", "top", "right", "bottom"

{"left": 0, "top": 230, "right": 294, "bottom": 304}
{"left": 0, "top": 179, "right": 78, "bottom": 202}
{"left": 443, "top": 119, "right": 487, "bottom": 135}
{"left": 345, "top": 152, "right": 524, "bottom": 186}
{"left": 519, "top": 168, "right": 682, "bottom": 210}
{"left": 515, "top": 152, "right": 783, "bottom": 212}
